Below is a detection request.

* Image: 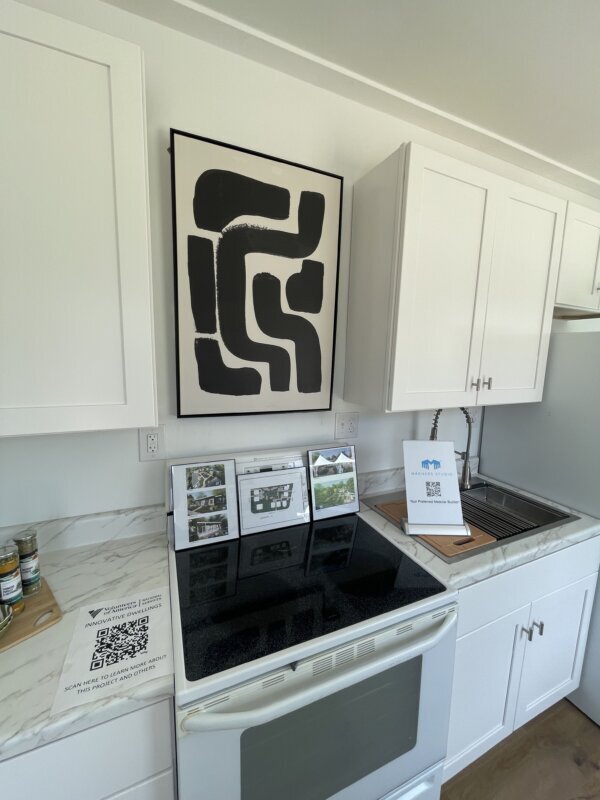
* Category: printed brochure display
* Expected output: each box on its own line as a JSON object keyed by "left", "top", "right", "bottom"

{"left": 403, "top": 440, "right": 466, "bottom": 535}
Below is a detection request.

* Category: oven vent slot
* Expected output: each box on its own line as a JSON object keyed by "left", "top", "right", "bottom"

{"left": 313, "top": 655, "right": 334, "bottom": 677}
{"left": 395, "top": 623, "right": 413, "bottom": 636}
{"left": 335, "top": 647, "right": 354, "bottom": 667}
{"left": 356, "top": 638, "right": 375, "bottom": 658}
{"left": 262, "top": 674, "right": 285, "bottom": 689}
{"left": 432, "top": 610, "right": 447, "bottom": 620}
{"left": 203, "top": 694, "right": 230, "bottom": 710}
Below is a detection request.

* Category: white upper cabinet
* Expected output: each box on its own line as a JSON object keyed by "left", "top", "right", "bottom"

{"left": 389, "top": 147, "right": 495, "bottom": 411}
{"left": 479, "top": 180, "right": 565, "bottom": 404}
{"left": 555, "top": 202, "right": 600, "bottom": 312}
{"left": 344, "top": 142, "right": 566, "bottom": 412}
{"left": 0, "top": 1, "right": 157, "bottom": 436}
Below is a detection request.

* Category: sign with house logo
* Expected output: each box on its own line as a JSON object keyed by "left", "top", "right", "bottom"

{"left": 403, "top": 440, "right": 463, "bottom": 528}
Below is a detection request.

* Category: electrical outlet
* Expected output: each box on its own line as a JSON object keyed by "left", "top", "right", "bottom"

{"left": 138, "top": 425, "right": 166, "bottom": 461}
{"left": 335, "top": 412, "right": 359, "bottom": 440}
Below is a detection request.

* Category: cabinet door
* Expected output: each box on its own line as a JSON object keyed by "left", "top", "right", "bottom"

{"left": 0, "top": 700, "right": 174, "bottom": 799}
{"left": 388, "top": 144, "right": 496, "bottom": 412}
{"left": 515, "top": 572, "right": 598, "bottom": 729}
{"left": 443, "top": 605, "right": 529, "bottom": 781}
{"left": 556, "top": 202, "right": 600, "bottom": 310}
{"left": 477, "top": 180, "right": 565, "bottom": 405}
{"left": 0, "top": 1, "right": 156, "bottom": 436}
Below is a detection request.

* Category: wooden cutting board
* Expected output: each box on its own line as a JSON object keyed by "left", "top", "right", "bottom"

{"left": 375, "top": 500, "right": 496, "bottom": 558}
{"left": 0, "top": 578, "right": 62, "bottom": 653}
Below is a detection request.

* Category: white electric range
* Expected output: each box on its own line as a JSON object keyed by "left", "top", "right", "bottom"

{"left": 168, "top": 447, "right": 458, "bottom": 800}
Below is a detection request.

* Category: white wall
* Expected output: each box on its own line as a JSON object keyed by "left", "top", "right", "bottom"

{"left": 3, "top": 0, "right": 585, "bottom": 527}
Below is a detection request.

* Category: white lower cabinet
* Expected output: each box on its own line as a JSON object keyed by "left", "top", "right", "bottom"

{"left": 515, "top": 576, "right": 597, "bottom": 728}
{"left": 0, "top": 699, "right": 175, "bottom": 800}
{"left": 444, "top": 537, "right": 600, "bottom": 782}
{"left": 445, "top": 605, "right": 529, "bottom": 772}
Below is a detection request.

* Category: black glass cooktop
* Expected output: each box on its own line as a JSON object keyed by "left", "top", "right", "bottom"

{"left": 175, "top": 515, "right": 446, "bottom": 682}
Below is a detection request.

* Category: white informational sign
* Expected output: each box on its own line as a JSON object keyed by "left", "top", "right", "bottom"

{"left": 51, "top": 587, "right": 173, "bottom": 716}
{"left": 403, "top": 441, "right": 464, "bottom": 531}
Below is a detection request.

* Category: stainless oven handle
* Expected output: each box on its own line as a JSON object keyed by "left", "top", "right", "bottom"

{"left": 182, "top": 609, "right": 456, "bottom": 733}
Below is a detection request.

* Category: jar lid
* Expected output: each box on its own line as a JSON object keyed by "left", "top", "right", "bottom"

{"left": 0, "top": 543, "right": 19, "bottom": 567}
{"left": 13, "top": 529, "right": 37, "bottom": 547}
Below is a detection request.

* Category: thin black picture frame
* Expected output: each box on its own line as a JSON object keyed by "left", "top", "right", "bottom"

{"left": 170, "top": 129, "right": 343, "bottom": 418}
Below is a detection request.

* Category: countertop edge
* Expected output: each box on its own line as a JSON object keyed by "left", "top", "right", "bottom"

{"left": 359, "top": 475, "right": 600, "bottom": 590}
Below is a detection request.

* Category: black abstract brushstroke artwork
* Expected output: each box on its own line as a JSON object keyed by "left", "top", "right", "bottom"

{"left": 286, "top": 259, "right": 324, "bottom": 313}
{"left": 253, "top": 272, "right": 322, "bottom": 393}
{"left": 172, "top": 130, "right": 342, "bottom": 415}
{"left": 215, "top": 190, "right": 325, "bottom": 393}
{"left": 194, "top": 338, "right": 261, "bottom": 396}
{"left": 187, "top": 236, "right": 217, "bottom": 334}
{"left": 193, "top": 170, "right": 290, "bottom": 232}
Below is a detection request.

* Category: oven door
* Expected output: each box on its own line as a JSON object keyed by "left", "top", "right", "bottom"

{"left": 177, "top": 606, "right": 457, "bottom": 800}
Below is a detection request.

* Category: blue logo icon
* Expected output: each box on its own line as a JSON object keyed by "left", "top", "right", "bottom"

{"left": 421, "top": 459, "right": 441, "bottom": 470}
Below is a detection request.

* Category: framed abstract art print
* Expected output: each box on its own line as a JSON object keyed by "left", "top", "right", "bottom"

{"left": 170, "top": 130, "right": 343, "bottom": 417}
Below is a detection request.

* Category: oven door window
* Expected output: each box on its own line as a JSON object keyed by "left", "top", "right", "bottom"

{"left": 240, "top": 657, "right": 422, "bottom": 800}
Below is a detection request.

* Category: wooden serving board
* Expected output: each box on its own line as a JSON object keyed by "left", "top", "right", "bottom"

{"left": 375, "top": 500, "right": 496, "bottom": 558}
{"left": 0, "top": 578, "right": 62, "bottom": 653}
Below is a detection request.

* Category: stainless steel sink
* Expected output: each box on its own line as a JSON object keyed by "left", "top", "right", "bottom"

{"left": 460, "top": 482, "right": 575, "bottom": 541}
{"left": 364, "top": 481, "right": 579, "bottom": 563}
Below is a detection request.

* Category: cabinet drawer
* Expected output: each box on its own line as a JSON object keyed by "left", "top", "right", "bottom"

{"left": 0, "top": 700, "right": 174, "bottom": 800}
{"left": 457, "top": 535, "right": 600, "bottom": 636}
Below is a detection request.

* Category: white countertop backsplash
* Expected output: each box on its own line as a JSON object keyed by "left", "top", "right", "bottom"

{"left": 0, "top": 505, "right": 166, "bottom": 554}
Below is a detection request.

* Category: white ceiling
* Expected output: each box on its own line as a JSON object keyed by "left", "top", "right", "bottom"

{"left": 106, "top": 0, "right": 600, "bottom": 188}
{"left": 193, "top": 0, "right": 600, "bottom": 180}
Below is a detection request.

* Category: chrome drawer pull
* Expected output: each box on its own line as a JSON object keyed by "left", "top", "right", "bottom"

{"left": 482, "top": 377, "right": 493, "bottom": 390}
{"left": 471, "top": 378, "right": 481, "bottom": 391}
{"left": 522, "top": 626, "right": 534, "bottom": 642}
{"left": 533, "top": 620, "right": 545, "bottom": 636}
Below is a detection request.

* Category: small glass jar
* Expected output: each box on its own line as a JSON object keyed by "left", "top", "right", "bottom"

{"left": 13, "top": 529, "right": 41, "bottom": 596}
{"left": 0, "top": 543, "right": 25, "bottom": 614}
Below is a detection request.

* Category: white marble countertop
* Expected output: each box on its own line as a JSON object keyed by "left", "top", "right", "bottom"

{"left": 0, "top": 531, "right": 173, "bottom": 762}
{"left": 360, "top": 475, "right": 600, "bottom": 591}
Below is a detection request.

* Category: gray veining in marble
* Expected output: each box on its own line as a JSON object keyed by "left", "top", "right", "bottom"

{"left": 0, "top": 531, "right": 172, "bottom": 762}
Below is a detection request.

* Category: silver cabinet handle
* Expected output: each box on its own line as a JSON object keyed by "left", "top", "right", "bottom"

{"left": 471, "top": 378, "right": 481, "bottom": 390}
{"left": 522, "top": 626, "right": 534, "bottom": 642}
{"left": 482, "top": 377, "right": 493, "bottom": 389}
{"left": 533, "top": 620, "right": 545, "bottom": 636}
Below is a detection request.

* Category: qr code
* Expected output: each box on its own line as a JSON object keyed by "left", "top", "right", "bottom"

{"left": 426, "top": 481, "right": 442, "bottom": 498}
{"left": 90, "top": 616, "right": 149, "bottom": 671}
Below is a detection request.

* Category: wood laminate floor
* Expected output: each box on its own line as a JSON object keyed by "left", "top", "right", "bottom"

{"left": 441, "top": 701, "right": 600, "bottom": 800}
